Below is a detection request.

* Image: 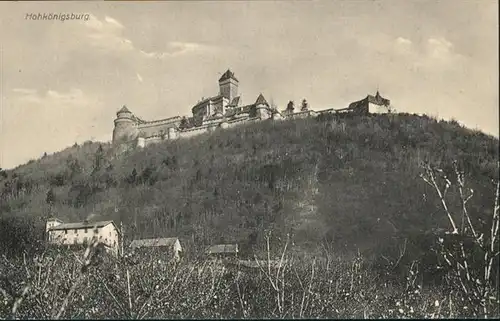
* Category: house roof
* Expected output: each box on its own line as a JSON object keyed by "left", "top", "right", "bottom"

{"left": 206, "top": 244, "right": 239, "bottom": 254}
{"left": 117, "top": 105, "right": 131, "bottom": 114}
{"left": 219, "top": 69, "right": 238, "bottom": 82}
{"left": 129, "top": 237, "right": 181, "bottom": 249}
{"left": 47, "top": 217, "right": 63, "bottom": 223}
{"left": 255, "top": 93, "right": 269, "bottom": 106}
{"left": 48, "top": 220, "right": 118, "bottom": 232}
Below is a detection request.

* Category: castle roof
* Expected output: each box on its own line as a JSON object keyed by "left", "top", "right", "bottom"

{"left": 117, "top": 105, "right": 131, "bottom": 114}
{"left": 255, "top": 93, "right": 269, "bottom": 106}
{"left": 191, "top": 94, "right": 224, "bottom": 112}
{"left": 348, "top": 91, "right": 390, "bottom": 110}
{"left": 369, "top": 91, "right": 390, "bottom": 106}
{"left": 229, "top": 96, "right": 241, "bottom": 107}
{"left": 219, "top": 69, "right": 238, "bottom": 82}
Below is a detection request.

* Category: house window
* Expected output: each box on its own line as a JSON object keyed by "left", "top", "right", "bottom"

{"left": 84, "top": 228, "right": 88, "bottom": 233}
{"left": 74, "top": 229, "right": 77, "bottom": 234}
{"left": 64, "top": 230, "right": 68, "bottom": 234}
{"left": 94, "top": 228, "right": 99, "bottom": 234}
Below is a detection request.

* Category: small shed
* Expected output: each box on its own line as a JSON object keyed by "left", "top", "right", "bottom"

{"left": 129, "top": 237, "right": 182, "bottom": 261}
{"left": 206, "top": 244, "right": 239, "bottom": 258}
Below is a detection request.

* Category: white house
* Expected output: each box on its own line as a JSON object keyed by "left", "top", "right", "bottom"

{"left": 129, "top": 237, "right": 183, "bottom": 262}
{"left": 46, "top": 218, "right": 121, "bottom": 254}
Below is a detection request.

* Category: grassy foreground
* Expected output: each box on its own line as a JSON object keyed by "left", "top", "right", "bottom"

{"left": 1, "top": 242, "right": 496, "bottom": 320}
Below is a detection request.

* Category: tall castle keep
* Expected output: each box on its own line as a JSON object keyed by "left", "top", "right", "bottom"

{"left": 112, "top": 69, "right": 392, "bottom": 148}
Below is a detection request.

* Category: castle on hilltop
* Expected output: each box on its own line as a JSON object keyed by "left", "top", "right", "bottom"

{"left": 112, "top": 69, "right": 392, "bottom": 147}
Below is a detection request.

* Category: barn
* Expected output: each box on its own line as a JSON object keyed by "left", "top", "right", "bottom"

{"left": 129, "top": 237, "right": 183, "bottom": 262}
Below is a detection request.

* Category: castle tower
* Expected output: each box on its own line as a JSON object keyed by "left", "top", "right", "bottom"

{"left": 255, "top": 93, "right": 271, "bottom": 119}
{"left": 219, "top": 69, "right": 239, "bottom": 102}
{"left": 113, "top": 105, "right": 139, "bottom": 144}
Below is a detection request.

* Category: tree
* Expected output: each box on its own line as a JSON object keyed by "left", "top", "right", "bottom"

{"left": 179, "top": 117, "right": 189, "bottom": 130}
{"left": 286, "top": 101, "right": 295, "bottom": 113}
{"left": 68, "top": 158, "right": 83, "bottom": 179}
{"left": 301, "top": 99, "right": 309, "bottom": 111}
{"left": 94, "top": 144, "right": 105, "bottom": 172}
{"left": 127, "top": 168, "right": 138, "bottom": 184}
{"left": 420, "top": 160, "right": 500, "bottom": 317}
{"left": 46, "top": 188, "right": 56, "bottom": 206}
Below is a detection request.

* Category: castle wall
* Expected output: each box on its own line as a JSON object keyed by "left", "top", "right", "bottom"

{"left": 226, "top": 116, "right": 259, "bottom": 128}
{"left": 368, "top": 102, "right": 390, "bottom": 114}
{"left": 138, "top": 119, "right": 181, "bottom": 138}
{"left": 128, "top": 101, "right": 390, "bottom": 150}
{"left": 203, "top": 116, "right": 225, "bottom": 127}
{"left": 143, "top": 136, "right": 164, "bottom": 146}
{"left": 272, "top": 112, "right": 283, "bottom": 120}
{"left": 257, "top": 107, "right": 272, "bottom": 119}
{"left": 137, "top": 137, "right": 146, "bottom": 148}
{"left": 283, "top": 110, "right": 317, "bottom": 120}
{"left": 178, "top": 126, "right": 210, "bottom": 139}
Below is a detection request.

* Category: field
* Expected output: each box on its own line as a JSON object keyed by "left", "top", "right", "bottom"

{"left": 1, "top": 240, "right": 498, "bottom": 319}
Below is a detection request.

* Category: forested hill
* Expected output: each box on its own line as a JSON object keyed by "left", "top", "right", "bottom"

{"left": 1, "top": 113, "right": 498, "bottom": 261}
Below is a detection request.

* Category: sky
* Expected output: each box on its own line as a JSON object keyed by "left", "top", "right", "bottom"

{"left": 0, "top": 0, "right": 498, "bottom": 169}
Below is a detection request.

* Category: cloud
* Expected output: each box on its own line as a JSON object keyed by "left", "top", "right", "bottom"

{"left": 396, "top": 37, "right": 412, "bottom": 45}
{"left": 139, "top": 41, "right": 217, "bottom": 59}
{"left": 78, "top": 15, "right": 215, "bottom": 59}
{"left": 426, "top": 37, "right": 454, "bottom": 60}
{"left": 11, "top": 88, "right": 91, "bottom": 107}
{"left": 12, "top": 88, "right": 37, "bottom": 95}
{"left": 104, "top": 16, "right": 125, "bottom": 29}
{"left": 387, "top": 36, "right": 465, "bottom": 71}
{"left": 80, "top": 14, "right": 134, "bottom": 52}
{"left": 393, "top": 36, "right": 413, "bottom": 56}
